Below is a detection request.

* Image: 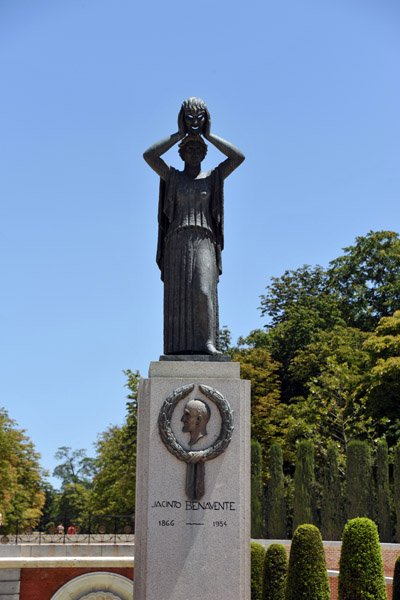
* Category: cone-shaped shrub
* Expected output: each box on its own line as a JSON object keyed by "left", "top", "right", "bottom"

{"left": 292, "top": 441, "right": 316, "bottom": 532}
{"left": 285, "top": 524, "right": 330, "bottom": 600}
{"left": 264, "top": 543, "right": 287, "bottom": 600}
{"left": 338, "top": 517, "right": 387, "bottom": 600}
{"left": 266, "top": 443, "right": 286, "bottom": 539}
{"left": 375, "top": 440, "right": 392, "bottom": 542}
{"left": 346, "top": 440, "right": 374, "bottom": 520}
{"left": 251, "top": 438, "right": 265, "bottom": 538}
{"left": 394, "top": 443, "right": 400, "bottom": 542}
{"left": 321, "top": 442, "right": 343, "bottom": 540}
{"left": 393, "top": 554, "right": 400, "bottom": 600}
{"left": 251, "top": 542, "right": 266, "bottom": 600}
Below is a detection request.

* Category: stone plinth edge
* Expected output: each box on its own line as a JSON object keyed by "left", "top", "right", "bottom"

{"left": 149, "top": 360, "right": 240, "bottom": 379}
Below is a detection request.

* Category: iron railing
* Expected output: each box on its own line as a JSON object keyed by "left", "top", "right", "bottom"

{"left": 0, "top": 514, "right": 135, "bottom": 545}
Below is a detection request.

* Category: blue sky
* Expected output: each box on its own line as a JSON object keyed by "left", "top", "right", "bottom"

{"left": 1, "top": 0, "right": 399, "bottom": 487}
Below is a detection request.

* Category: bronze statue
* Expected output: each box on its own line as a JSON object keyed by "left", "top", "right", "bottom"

{"left": 143, "top": 98, "right": 245, "bottom": 356}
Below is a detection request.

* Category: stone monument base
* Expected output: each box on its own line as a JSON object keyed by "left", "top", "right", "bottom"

{"left": 134, "top": 361, "right": 250, "bottom": 600}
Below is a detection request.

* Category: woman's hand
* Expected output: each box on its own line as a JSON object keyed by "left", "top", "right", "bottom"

{"left": 203, "top": 114, "right": 211, "bottom": 140}
{"left": 178, "top": 111, "right": 186, "bottom": 139}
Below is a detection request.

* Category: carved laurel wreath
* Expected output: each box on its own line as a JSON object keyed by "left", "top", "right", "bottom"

{"left": 158, "top": 384, "right": 234, "bottom": 464}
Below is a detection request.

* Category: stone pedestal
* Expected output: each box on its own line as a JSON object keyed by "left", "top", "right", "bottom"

{"left": 134, "top": 361, "right": 250, "bottom": 600}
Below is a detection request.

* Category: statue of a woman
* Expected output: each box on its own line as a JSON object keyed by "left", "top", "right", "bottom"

{"left": 143, "top": 97, "right": 245, "bottom": 356}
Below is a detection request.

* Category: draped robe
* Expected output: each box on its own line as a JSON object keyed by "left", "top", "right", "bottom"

{"left": 157, "top": 166, "right": 224, "bottom": 355}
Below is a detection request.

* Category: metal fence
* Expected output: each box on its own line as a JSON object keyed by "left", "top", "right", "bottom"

{"left": 0, "top": 514, "right": 135, "bottom": 545}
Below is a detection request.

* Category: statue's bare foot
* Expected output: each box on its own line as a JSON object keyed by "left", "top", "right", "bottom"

{"left": 206, "top": 341, "right": 222, "bottom": 356}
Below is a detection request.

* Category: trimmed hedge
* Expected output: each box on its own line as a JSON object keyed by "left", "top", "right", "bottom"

{"left": 346, "top": 440, "right": 374, "bottom": 520}
{"left": 395, "top": 443, "right": 400, "bottom": 542}
{"left": 285, "top": 524, "right": 330, "bottom": 600}
{"left": 251, "top": 542, "right": 266, "bottom": 600}
{"left": 376, "top": 440, "right": 392, "bottom": 542}
{"left": 252, "top": 438, "right": 265, "bottom": 538}
{"left": 338, "top": 517, "right": 387, "bottom": 600}
{"left": 292, "top": 441, "right": 316, "bottom": 532}
{"left": 393, "top": 554, "right": 400, "bottom": 600}
{"left": 266, "top": 443, "right": 286, "bottom": 539}
{"left": 264, "top": 543, "right": 287, "bottom": 600}
{"left": 321, "top": 442, "right": 343, "bottom": 541}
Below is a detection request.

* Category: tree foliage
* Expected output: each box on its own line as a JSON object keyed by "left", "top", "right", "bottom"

{"left": 362, "top": 311, "right": 400, "bottom": 427}
{"left": 0, "top": 408, "right": 45, "bottom": 529}
{"left": 89, "top": 369, "right": 139, "bottom": 515}
{"left": 53, "top": 446, "right": 96, "bottom": 490}
{"left": 329, "top": 230, "right": 400, "bottom": 331}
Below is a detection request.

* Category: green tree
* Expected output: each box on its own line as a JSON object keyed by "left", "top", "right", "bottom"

{"left": 0, "top": 408, "right": 45, "bottom": 530}
{"left": 375, "top": 440, "right": 392, "bottom": 542}
{"left": 40, "top": 481, "right": 60, "bottom": 521}
{"left": 251, "top": 438, "right": 264, "bottom": 538}
{"left": 394, "top": 443, "right": 400, "bottom": 543}
{"left": 251, "top": 542, "right": 266, "bottom": 600}
{"left": 286, "top": 325, "right": 374, "bottom": 466}
{"left": 264, "top": 543, "right": 287, "bottom": 600}
{"left": 53, "top": 446, "right": 96, "bottom": 489}
{"left": 265, "top": 444, "right": 286, "bottom": 539}
{"left": 292, "top": 441, "right": 316, "bottom": 532}
{"left": 57, "top": 483, "right": 90, "bottom": 517}
{"left": 259, "top": 264, "right": 344, "bottom": 402}
{"left": 321, "top": 443, "right": 343, "bottom": 541}
{"left": 362, "top": 311, "right": 400, "bottom": 426}
{"left": 345, "top": 440, "right": 374, "bottom": 521}
{"left": 329, "top": 230, "right": 400, "bottom": 331}
{"left": 232, "top": 347, "right": 281, "bottom": 471}
{"left": 89, "top": 369, "right": 139, "bottom": 515}
{"left": 338, "top": 517, "right": 387, "bottom": 600}
{"left": 285, "top": 524, "right": 330, "bottom": 600}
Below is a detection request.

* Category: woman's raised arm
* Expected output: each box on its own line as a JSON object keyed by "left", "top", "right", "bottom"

{"left": 143, "top": 130, "right": 184, "bottom": 180}
{"left": 204, "top": 130, "right": 245, "bottom": 180}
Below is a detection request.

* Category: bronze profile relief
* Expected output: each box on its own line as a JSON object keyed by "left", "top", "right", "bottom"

{"left": 158, "top": 384, "right": 234, "bottom": 500}
{"left": 143, "top": 98, "right": 245, "bottom": 357}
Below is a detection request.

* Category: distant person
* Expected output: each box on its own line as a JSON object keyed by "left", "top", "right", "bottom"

{"left": 67, "top": 524, "right": 75, "bottom": 535}
{"left": 57, "top": 522, "right": 64, "bottom": 535}
{"left": 0, "top": 512, "right": 3, "bottom": 535}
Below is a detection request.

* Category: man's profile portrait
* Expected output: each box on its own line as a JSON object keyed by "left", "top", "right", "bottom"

{"left": 181, "top": 398, "right": 211, "bottom": 446}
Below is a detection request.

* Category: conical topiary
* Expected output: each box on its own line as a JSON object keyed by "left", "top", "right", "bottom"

{"left": 338, "top": 517, "right": 387, "bottom": 600}
{"left": 251, "top": 542, "right": 266, "bottom": 600}
{"left": 285, "top": 524, "right": 330, "bottom": 600}
{"left": 392, "top": 553, "right": 400, "bottom": 600}
{"left": 264, "top": 543, "right": 287, "bottom": 600}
